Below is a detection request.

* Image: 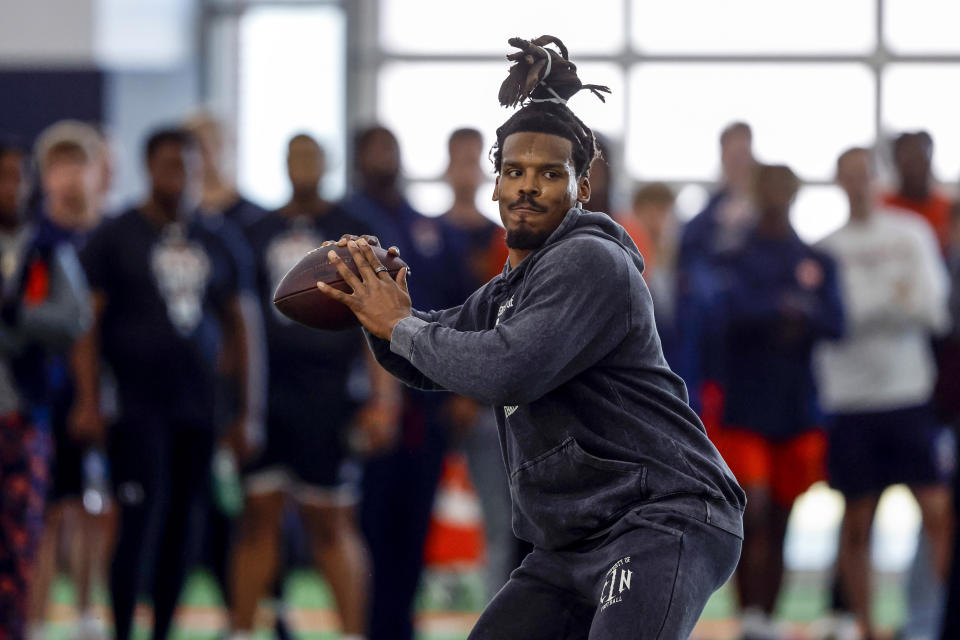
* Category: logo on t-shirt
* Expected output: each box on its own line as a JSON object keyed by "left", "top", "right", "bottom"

{"left": 411, "top": 218, "right": 442, "bottom": 258}
{"left": 151, "top": 224, "right": 211, "bottom": 336}
{"left": 266, "top": 223, "right": 321, "bottom": 323}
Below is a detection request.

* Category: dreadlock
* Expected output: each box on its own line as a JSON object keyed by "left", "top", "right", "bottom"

{"left": 491, "top": 36, "right": 610, "bottom": 179}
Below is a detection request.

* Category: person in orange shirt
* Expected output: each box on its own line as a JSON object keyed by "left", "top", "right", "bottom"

{"left": 627, "top": 183, "right": 680, "bottom": 366}
{"left": 882, "top": 131, "right": 953, "bottom": 253}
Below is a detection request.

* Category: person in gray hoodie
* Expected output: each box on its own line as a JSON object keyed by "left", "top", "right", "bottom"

{"left": 316, "top": 37, "right": 745, "bottom": 639}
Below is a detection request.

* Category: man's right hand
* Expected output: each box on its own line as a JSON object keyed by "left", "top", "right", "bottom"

{"left": 69, "top": 400, "right": 105, "bottom": 443}
{"left": 321, "top": 235, "right": 401, "bottom": 257}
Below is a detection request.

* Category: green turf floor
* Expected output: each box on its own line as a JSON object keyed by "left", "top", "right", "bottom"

{"left": 41, "top": 568, "right": 908, "bottom": 639}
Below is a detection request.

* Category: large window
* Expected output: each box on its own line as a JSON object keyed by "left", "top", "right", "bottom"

{"left": 204, "top": 1, "right": 346, "bottom": 209}
{"left": 374, "top": 0, "right": 960, "bottom": 243}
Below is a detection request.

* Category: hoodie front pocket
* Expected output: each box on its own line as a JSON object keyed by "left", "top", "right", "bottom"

{"left": 510, "top": 437, "right": 647, "bottom": 550}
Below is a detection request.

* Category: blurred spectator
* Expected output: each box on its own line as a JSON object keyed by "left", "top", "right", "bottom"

{"left": 341, "top": 125, "right": 471, "bottom": 640}
{"left": 27, "top": 120, "right": 111, "bottom": 640}
{"left": 883, "top": 130, "right": 960, "bottom": 640}
{"left": 438, "top": 127, "right": 516, "bottom": 601}
{"left": 183, "top": 112, "right": 267, "bottom": 613}
{"left": 629, "top": 183, "right": 680, "bottom": 366}
{"left": 90, "top": 129, "right": 115, "bottom": 217}
{"left": 184, "top": 112, "right": 265, "bottom": 230}
{"left": 228, "top": 133, "right": 397, "bottom": 640}
{"left": 681, "top": 122, "right": 757, "bottom": 261}
{"left": 815, "top": 147, "right": 952, "bottom": 640}
{"left": 441, "top": 128, "right": 508, "bottom": 283}
{"left": 587, "top": 133, "right": 614, "bottom": 217}
{"left": 717, "top": 164, "right": 843, "bottom": 640}
{"left": 675, "top": 121, "right": 757, "bottom": 416}
{"left": 941, "top": 203, "right": 960, "bottom": 640}
{"left": 72, "top": 127, "right": 251, "bottom": 640}
{"left": 0, "top": 138, "right": 91, "bottom": 639}
{"left": 882, "top": 132, "right": 952, "bottom": 254}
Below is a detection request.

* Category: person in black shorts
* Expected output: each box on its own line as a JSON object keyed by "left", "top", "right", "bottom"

{"left": 318, "top": 37, "right": 744, "bottom": 639}
{"left": 227, "top": 133, "right": 399, "bottom": 640}
{"left": 72, "top": 127, "right": 253, "bottom": 640}
{"left": 814, "top": 147, "right": 954, "bottom": 640}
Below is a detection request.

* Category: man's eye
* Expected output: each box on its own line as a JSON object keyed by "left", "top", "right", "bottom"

{"left": 508, "top": 170, "right": 522, "bottom": 178}
{"left": 544, "top": 171, "right": 558, "bottom": 179}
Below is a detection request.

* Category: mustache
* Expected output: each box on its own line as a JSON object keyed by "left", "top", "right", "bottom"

{"left": 508, "top": 195, "right": 547, "bottom": 212}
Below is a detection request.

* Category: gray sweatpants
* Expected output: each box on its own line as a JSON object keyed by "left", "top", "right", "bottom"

{"left": 467, "top": 498, "right": 741, "bottom": 639}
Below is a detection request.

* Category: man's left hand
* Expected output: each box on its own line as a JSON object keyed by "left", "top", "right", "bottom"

{"left": 316, "top": 238, "right": 412, "bottom": 340}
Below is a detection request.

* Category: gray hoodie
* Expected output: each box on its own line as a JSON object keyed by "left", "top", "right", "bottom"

{"left": 367, "top": 207, "right": 745, "bottom": 550}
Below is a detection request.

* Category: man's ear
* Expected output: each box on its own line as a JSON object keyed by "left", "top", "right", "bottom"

{"left": 577, "top": 176, "right": 591, "bottom": 205}
{"left": 492, "top": 175, "right": 500, "bottom": 201}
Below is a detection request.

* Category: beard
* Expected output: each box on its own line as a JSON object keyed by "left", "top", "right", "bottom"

{"left": 506, "top": 226, "right": 551, "bottom": 250}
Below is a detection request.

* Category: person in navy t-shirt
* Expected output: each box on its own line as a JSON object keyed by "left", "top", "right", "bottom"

{"left": 228, "top": 133, "right": 398, "bottom": 638}
{"left": 73, "top": 127, "right": 252, "bottom": 640}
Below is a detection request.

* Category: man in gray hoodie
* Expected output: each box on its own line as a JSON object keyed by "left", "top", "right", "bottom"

{"left": 317, "top": 38, "right": 744, "bottom": 639}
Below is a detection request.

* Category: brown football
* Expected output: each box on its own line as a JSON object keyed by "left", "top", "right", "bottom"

{"left": 273, "top": 244, "right": 408, "bottom": 330}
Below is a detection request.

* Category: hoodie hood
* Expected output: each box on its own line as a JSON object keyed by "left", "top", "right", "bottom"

{"left": 502, "top": 207, "right": 645, "bottom": 282}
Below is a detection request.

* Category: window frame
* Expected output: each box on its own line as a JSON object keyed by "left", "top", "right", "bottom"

{"left": 201, "top": 0, "right": 960, "bottom": 212}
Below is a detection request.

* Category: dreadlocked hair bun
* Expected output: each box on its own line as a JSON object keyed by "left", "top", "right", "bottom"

{"left": 492, "top": 36, "right": 609, "bottom": 179}
{"left": 498, "top": 35, "right": 610, "bottom": 107}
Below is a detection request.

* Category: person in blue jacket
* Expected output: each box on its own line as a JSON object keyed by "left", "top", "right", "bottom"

{"left": 716, "top": 163, "right": 844, "bottom": 639}
{"left": 674, "top": 122, "right": 757, "bottom": 416}
{"left": 317, "top": 38, "right": 744, "bottom": 639}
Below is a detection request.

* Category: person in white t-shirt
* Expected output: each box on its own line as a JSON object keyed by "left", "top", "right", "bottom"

{"left": 815, "top": 147, "right": 953, "bottom": 640}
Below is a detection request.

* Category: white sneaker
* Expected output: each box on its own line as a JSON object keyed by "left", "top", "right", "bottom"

{"left": 740, "top": 607, "right": 778, "bottom": 639}
{"left": 26, "top": 623, "right": 46, "bottom": 640}
{"left": 75, "top": 613, "right": 108, "bottom": 640}
{"left": 808, "top": 613, "right": 860, "bottom": 640}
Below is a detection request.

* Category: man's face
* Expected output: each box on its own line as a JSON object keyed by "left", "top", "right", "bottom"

{"left": 287, "top": 138, "right": 325, "bottom": 193}
{"left": 721, "top": 131, "right": 755, "bottom": 186}
{"left": 586, "top": 154, "right": 610, "bottom": 210}
{"left": 358, "top": 130, "right": 400, "bottom": 187}
{"left": 446, "top": 136, "right": 485, "bottom": 197}
{"left": 43, "top": 149, "right": 99, "bottom": 229}
{"left": 756, "top": 171, "right": 798, "bottom": 219}
{"left": 633, "top": 202, "right": 674, "bottom": 242}
{"left": 895, "top": 135, "right": 932, "bottom": 189}
{"left": 190, "top": 120, "right": 222, "bottom": 176}
{"left": 0, "top": 151, "right": 25, "bottom": 225}
{"left": 148, "top": 141, "right": 200, "bottom": 210}
{"left": 836, "top": 150, "right": 873, "bottom": 202}
{"left": 493, "top": 132, "right": 589, "bottom": 250}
